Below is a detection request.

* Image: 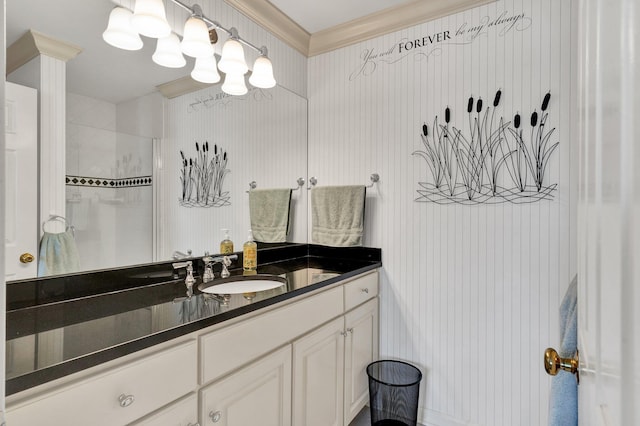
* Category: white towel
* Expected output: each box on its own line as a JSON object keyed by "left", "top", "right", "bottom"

{"left": 37, "top": 230, "right": 80, "bottom": 276}
{"left": 249, "top": 188, "right": 293, "bottom": 243}
{"left": 311, "top": 185, "right": 366, "bottom": 247}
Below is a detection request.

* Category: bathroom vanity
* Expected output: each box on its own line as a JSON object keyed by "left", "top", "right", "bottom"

{"left": 4, "top": 244, "right": 381, "bottom": 426}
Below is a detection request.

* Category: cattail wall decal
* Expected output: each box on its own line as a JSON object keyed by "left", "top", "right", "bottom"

{"left": 179, "top": 141, "right": 231, "bottom": 208}
{"left": 414, "top": 89, "right": 559, "bottom": 205}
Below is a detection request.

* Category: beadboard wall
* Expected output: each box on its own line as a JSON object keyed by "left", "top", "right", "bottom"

{"left": 307, "top": 0, "right": 576, "bottom": 425}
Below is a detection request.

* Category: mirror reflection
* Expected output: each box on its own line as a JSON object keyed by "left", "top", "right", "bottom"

{"left": 5, "top": 0, "right": 308, "bottom": 280}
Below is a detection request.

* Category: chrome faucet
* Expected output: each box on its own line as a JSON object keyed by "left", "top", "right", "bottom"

{"left": 202, "top": 257, "right": 215, "bottom": 283}
{"left": 172, "top": 260, "right": 196, "bottom": 290}
{"left": 211, "top": 254, "right": 238, "bottom": 279}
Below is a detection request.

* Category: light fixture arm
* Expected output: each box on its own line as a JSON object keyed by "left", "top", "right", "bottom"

{"left": 169, "top": 0, "right": 265, "bottom": 56}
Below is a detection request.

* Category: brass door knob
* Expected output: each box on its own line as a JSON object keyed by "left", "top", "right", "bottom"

{"left": 19, "top": 253, "right": 34, "bottom": 263}
{"left": 544, "top": 348, "right": 579, "bottom": 382}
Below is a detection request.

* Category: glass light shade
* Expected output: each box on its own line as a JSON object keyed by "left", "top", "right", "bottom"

{"left": 249, "top": 55, "right": 276, "bottom": 88}
{"left": 132, "top": 0, "right": 171, "bottom": 38}
{"left": 103, "top": 7, "right": 143, "bottom": 51}
{"left": 221, "top": 72, "right": 248, "bottom": 95}
{"left": 218, "top": 38, "right": 248, "bottom": 74}
{"left": 181, "top": 16, "right": 214, "bottom": 58}
{"left": 152, "top": 33, "right": 186, "bottom": 68}
{"left": 191, "top": 55, "right": 221, "bottom": 84}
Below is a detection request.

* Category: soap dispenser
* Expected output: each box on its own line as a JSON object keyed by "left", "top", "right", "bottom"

{"left": 243, "top": 229, "right": 257, "bottom": 271}
{"left": 220, "top": 229, "right": 234, "bottom": 254}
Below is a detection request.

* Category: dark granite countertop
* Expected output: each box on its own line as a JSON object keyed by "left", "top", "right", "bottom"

{"left": 5, "top": 244, "right": 381, "bottom": 396}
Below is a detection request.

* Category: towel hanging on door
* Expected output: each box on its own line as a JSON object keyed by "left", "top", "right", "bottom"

{"left": 548, "top": 275, "right": 578, "bottom": 426}
{"left": 37, "top": 229, "right": 80, "bottom": 277}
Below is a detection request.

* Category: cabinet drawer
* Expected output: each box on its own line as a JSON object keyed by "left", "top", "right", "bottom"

{"left": 344, "top": 271, "right": 378, "bottom": 311}
{"left": 131, "top": 392, "right": 198, "bottom": 426}
{"left": 6, "top": 340, "right": 197, "bottom": 426}
{"left": 201, "top": 286, "right": 343, "bottom": 384}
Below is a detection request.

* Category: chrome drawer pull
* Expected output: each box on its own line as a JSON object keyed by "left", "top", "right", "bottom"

{"left": 210, "top": 411, "right": 222, "bottom": 422}
{"left": 361, "top": 288, "right": 369, "bottom": 293}
{"left": 118, "top": 393, "right": 135, "bottom": 407}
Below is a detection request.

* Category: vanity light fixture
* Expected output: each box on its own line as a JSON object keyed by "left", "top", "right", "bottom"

{"left": 180, "top": 5, "right": 214, "bottom": 58}
{"left": 221, "top": 72, "right": 248, "bottom": 96}
{"left": 152, "top": 33, "right": 186, "bottom": 68}
{"left": 103, "top": 7, "right": 143, "bottom": 51}
{"left": 217, "top": 28, "right": 248, "bottom": 75}
{"left": 191, "top": 55, "right": 221, "bottom": 84}
{"left": 132, "top": 0, "right": 172, "bottom": 38}
{"left": 104, "top": 0, "right": 276, "bottom": 94}
{"left": 249, "top": 47, "right": 276, "bottom": 89}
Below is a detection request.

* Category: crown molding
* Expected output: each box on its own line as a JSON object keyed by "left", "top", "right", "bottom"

{"left": 308, "top": 0, "right": 496, "bottom": 56}
{"left": 7, "top": 30, "right": 82, "bottom": 75}
{"left": 156, "top": 75, "right": 214, "bottom": 99}
{"left": 226, "top": 0, "right": 495, "bottom": 57}
{"left": 223, "top": 0, "right": 310, "bottom": 56}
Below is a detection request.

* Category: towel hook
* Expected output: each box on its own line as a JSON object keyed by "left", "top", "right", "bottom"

{"left": 307, "top": 177, "right": 317, "bottom": 190}
{"left": 366, "top": 173, "right": 380, "bottom": 188}
{"left": 42, "top": 214, "right": 74, "bottom": 236}
{"left": 293, "top": 177, "right": 305, "bottom": 191}
{"left": 246, "top": 181, "right": 257, "bottom": 193}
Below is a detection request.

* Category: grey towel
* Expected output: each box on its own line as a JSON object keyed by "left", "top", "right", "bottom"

{"left": 37, "top": 230, "right": 80, "bottom": 276}
{"left": 249, "top": 188, "right": 292, "bottom": 243}
{"left": 311, "top": 185, "right": 366, "bottom": 247}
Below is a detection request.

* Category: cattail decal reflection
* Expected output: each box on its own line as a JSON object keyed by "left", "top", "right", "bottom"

{"left": 414, "top": 90, "right": 559, "bottom": 204}
{"left": 179, "top": 141, "right": 231, "bottom": 208}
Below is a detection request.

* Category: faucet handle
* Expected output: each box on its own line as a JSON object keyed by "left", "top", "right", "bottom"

{"left": 172, "top": 261, "right": 191, "bottom": 269}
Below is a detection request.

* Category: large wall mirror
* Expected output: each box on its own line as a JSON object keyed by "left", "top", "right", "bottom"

{"left": 5, "top": 0, "right": 308, "bottom": 280}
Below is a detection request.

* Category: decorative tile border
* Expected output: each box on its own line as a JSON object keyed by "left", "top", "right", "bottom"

{"left": 66, "top": 175, "right": 153, "bottom": 188}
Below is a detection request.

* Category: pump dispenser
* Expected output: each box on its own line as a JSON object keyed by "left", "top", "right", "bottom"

{"left": 243, "top": 229, "right": 257, "bottom": 271}
{"left": 220, "top": 229, "right": 234, "bottom": 254}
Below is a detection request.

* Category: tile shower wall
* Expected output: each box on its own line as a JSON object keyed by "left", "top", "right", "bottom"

{"left": 66, "top": 93, "right": 153, "bottom": 271}
{"left": 308, "top": 0, "right": 575, "bottom": 425}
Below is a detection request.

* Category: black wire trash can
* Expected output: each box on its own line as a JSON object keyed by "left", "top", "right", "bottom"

{"left": 366, "top": 360, "right": 422, "bottom": 426}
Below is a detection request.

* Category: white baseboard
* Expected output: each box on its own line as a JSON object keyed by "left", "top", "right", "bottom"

{"left": 420, "top": 408, "right": 480, "bottom": 426}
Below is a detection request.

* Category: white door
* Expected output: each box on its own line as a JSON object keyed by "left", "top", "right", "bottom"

{"left": 575, "top": 0, "right": 639, "bottom": 424}
{"left": 5, "top": 82, "right": 37, "bottom": 280}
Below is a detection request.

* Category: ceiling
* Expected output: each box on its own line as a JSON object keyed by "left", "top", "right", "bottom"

{"left": 267, "top": 0, "right": 414, "bottom": 34}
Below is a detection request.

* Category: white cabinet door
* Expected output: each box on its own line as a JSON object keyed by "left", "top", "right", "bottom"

{"left": 200, "top": 345, "right": 292, "bottom": 426}
{"left": 293, "top": 316, "right": 345, "bottom": 426}
{"left": 344, "top": 298, "right": 378, "bottom": 425}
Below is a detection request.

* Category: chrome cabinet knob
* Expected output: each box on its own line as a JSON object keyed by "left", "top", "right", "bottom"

{"left": 361, "top": 288, "right": 369, "bottom": 293}
{"left": 118, "top": 393, "right": 135, "bottom": 407}
{"left": 209, "top": 411, "right": 222, "bottom": 422}
{"left": 346, "top": 327, "right": 354, "bottom": 334}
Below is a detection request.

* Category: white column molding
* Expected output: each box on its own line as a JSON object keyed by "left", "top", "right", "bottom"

{"left": 7, "top": 30, "right": 80, "bottom": 235}
{"left": 39, "top": 55, "right": 68, "bottom": 234}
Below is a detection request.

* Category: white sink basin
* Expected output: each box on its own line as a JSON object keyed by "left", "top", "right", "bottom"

{"left": 198, "top": 275, "right": 286, "bottom": 294}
